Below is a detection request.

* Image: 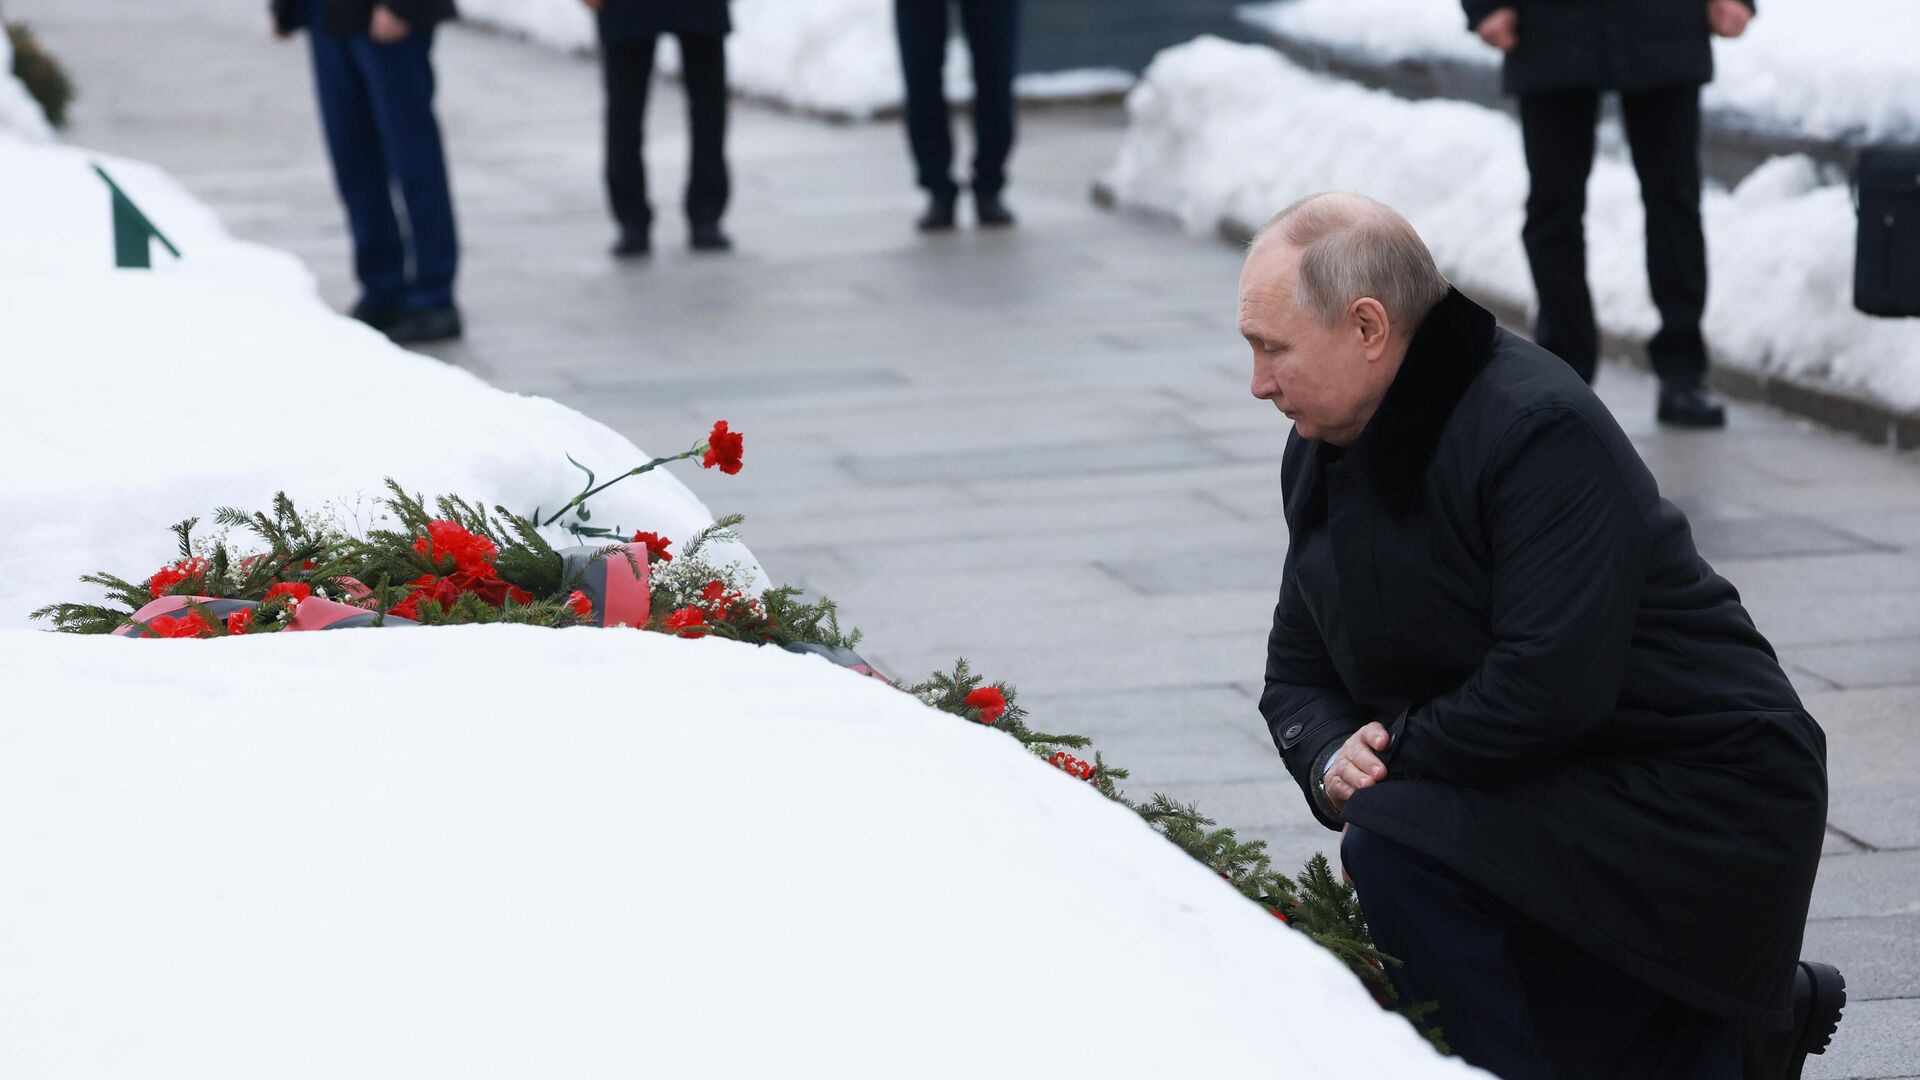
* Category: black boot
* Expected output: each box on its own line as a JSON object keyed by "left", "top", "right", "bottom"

{"left": 348, "top": 297, "right": 399, "bottom": 331}
{"left": 1657, "top": 378, "right": 1727, "bottom": 428}
{"left": 384, "top": 304, "right": 463, "bottom": 345}
{"left": 916, "top": 189, "right": 957, "bottom": 232}
{"left": 690, "top": 223, "right": 733, "bottom": 252}
{"left": 610, "top": 229, "right": 651, "bottom": 258}
{"left": 974, "top": 189, "right": 1015, "bottom": 228}
{"left": 1748, "top": 961, "right": 1844, "bottom": 1080}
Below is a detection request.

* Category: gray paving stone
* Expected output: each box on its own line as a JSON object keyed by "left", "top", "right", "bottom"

{"left": 1805, "top": 998, "right": 1920, "bottom": 1080}
{"left": 1686, "top": 513, "right": 1888, "bottom": 561}
{"left": 844, "top": 436, "right": 1230, "bottom": 483}
{"left": 1812, "top": 851, "right": 1920, "bottom": 920}
{"left": 1787, "top": 639, "right": 1920, "bottom": 690}
{"left": 1801, "top": 913, "right": 1920, "bottom": 1001}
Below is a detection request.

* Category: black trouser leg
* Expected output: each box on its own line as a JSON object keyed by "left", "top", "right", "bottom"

{"left": 1341, "top": 826, "right": 1743, "bottom": 1080}
{"left": 1519, "top": 89, "right": 1602, "bottom": 384}
{"left": 958, "top": 0, "right": 1018, "bottom": 198}
{"left": 677, "top": 32, "right": 730, "bottom": 229}
{"left": 1621, "top": 84, "right": 1709, "bottom": 384}
{"left": 894, "top": 0, "right": 957, "bottom": 198}
{"left": 602, "top": 36, "right": 658, "bottom": 236}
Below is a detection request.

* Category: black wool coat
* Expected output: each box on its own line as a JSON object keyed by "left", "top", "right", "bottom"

{"left": 271, "top": 0, "right": 459, "bottom": 39}
{"left": 1461, "top": 0, "right": 1755, "bottom": 94}
{"left": 596, "top": 0, "right": 731, "bottom": 43}
{"left": 1264, "top": 288, "right": 1827, "bottom": 1029}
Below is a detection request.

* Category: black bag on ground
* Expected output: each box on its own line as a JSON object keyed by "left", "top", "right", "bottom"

{"left": 1854, "top": 146, "right": 1920, "bottom": 317}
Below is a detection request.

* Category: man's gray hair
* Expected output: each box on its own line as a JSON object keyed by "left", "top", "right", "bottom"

{"left": 1254, "top": 193, "right": 1450, "bottom": 333}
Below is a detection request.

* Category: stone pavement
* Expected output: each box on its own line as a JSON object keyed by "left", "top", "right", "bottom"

{"left": 18, "top": 1, "right": 1920, "bottom": 1073}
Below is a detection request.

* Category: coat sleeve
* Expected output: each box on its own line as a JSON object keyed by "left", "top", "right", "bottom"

{"left": 1381, "top": 406, "right": 1651, "bottom": 786}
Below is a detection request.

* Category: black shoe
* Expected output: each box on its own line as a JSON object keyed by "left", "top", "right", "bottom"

{"left": 917, "top": 191, "right": 957, "bottom": 232}
{"left": 384, "top": 305, "right": 463, "bottom": 345}
{"left": 611, "top": 230, "right": 651, "bottom": 258}
{"left": 690, "top": 224, "right": 732, "bottom": 252}
{"left": 348, "top": 298, "right": 399, "bottom": 331}
{"left": 1656, "top": 379, "right": 1727, "bottom": 428}
{"left": 1771, "top": 961, "right": 1845, "bottom": 1080}
{"left": 975, "top": 190, "right": 1015, "bottom": 228}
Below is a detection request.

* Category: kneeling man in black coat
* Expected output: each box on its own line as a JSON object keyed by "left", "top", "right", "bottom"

{"left": 1248, "top": 193, "right": 1843, "bottom": 1079}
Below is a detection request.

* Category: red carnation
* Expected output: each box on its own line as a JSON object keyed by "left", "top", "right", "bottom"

{"left": 631, "top": 531, "right": 674, "bottom": 564}
{"left": 147, "top": 558, "right": 208, "bottom": 598}
{"left": 701, "top": 579, "right": 728, "bottom": 604}
{"left": 664, "top": 606, "right": 708, "bottom": 637}
{"left": 264, "top": 582, "right": 312, "bottom": 606}
{"left": 965, "top": 686, "right": 1007, "bottom": 725}
{"left": 1270, "top": 908, "right": 1290, "bottom": 924}
{"left": 412, "top": 520, "right": 500, "bottom": 578}
{"left": 146, "top": 611, "right": 212, "bottom": 639}
{"left": 225, "top": 609, "right": 253, "bottom": 636}
{"left": 567, "top": 590, "right": 593, "bottom": 617}
{"left": 700, "top": 420, "right": 745, "bottom": 475}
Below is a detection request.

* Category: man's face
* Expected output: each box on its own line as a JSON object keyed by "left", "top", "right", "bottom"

{"left": 1238, "top": 244, "right": 1376, "bottom": 444}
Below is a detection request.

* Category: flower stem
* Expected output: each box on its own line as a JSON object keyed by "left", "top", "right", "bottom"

{"left": 539, "top": 449, "right": 699, "bottom": 528}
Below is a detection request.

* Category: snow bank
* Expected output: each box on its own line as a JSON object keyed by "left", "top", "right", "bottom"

{"left": 0, "top": 136, "right": 757, "bottom": 627}
{"left": 0, "top": 24, "right": 57, "bottom": 141}
{"left": 457, "top": 0, "right": 1132, "bottom": 119}
{"left": 1104, "top": 37, "right": 1920, "bottom": 411}
{"left": 0, "top": 626, "right": 1480, "bottom": 1078}
{"left": 1239, "top": 0, "right": 1920, "bottom": 145}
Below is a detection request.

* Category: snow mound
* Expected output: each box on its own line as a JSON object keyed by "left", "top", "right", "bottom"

{"left": 0, "top": 626, "right": 1481, "bottom": 1078}
{"left": 0, "top": 138, "right": 758, "bottom": 628}
{"left": 1104, "top": 37, "right": 1920, "bottom": 411}
{"left": 1239, "top": 0, "right": 1920, "bottom": 145}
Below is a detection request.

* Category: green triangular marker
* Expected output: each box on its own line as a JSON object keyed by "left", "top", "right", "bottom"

{"left": 92, "top": 162, "right": 182, "bottom": 269}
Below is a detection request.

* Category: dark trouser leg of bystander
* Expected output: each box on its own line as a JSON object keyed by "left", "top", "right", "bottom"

{"left": 1341, "top": 825, "right": 1742, "bottom": 1080}
{"left": 602, "top": 35, "right": 658, "bottom": 241}
{"left": 1519, "top": 89, "right": 1602, "bottom": 384}
{"left": 958, "top": 0, "right": 1018, "bottom": 203}
{"left": 1621, "top": 84, "right": 1709, "bottom": 385}
{"left": 894, "top": 0, "right": 957, "bottom": 202}
{"left": 678, "top": 32, "right": 731, "bottom": 232}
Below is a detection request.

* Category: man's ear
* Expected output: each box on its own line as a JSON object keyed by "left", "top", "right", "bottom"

{"left": 1351, "top": 297, "right": 1390, "bottom": 357}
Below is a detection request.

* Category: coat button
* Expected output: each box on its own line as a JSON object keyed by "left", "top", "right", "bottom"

{"left": 1283, "top": 723, "right": 1303, "bottom": 740}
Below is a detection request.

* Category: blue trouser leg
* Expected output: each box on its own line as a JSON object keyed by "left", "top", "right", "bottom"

{"left": 309, "top": 28, "right": 406, "bottom": 310}
{"left": 1341, "top": 825, "right": 1743, "bottom": 1080}
{"left": 347, "top": 27, "right": 458, "bottom": 310}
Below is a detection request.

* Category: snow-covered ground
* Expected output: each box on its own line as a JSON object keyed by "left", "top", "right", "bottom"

{"left": 1104, "top": 37, "right": 1920, "bottom": 412}
{"left": 1239, "top": 0, "right": 1920, "bottom": 145}
{"left": 0, "top": 627, "right": 1480, "bottom": 1078}
{"left": 0, "top": 25, "right": 56, "bottom": 140}
{"left": 0, "top": 135, "right": 756, "bottom": 627}
{"left": 457, "top": 0, "right": 1132, "bottom": 119}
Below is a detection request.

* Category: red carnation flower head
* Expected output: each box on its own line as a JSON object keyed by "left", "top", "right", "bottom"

{"left": 701, "top": 579, "right": 728, "bottom": 604}
{"left": 146, "top": 610, "right": 212, "bottom": 639}
{"left": 264, "top": 581, "right": 312, "bottom": 607}
{"left": 411, "top": 520, "right": 499, "bottom": 578}
{"left": 225, "top": 609, "right": 253, "bottom": 636}
{"left": 965, "top": 686, "right": 1008, "bottom": 725}
{"left": 567, "top": 590, "right": 593, "bottom": 617}
{"left": 700, "top": 420, "right": 745, "bottom": 475}
{"left": 631, "top": 531, "right": 674, "bottom": 564}
{"left": 147, "top": 557, "right": 209, "bottom": 598}
{"left": 1270, "top": 908, "right": 1290, "bottom": 924}
{"left": 664, "top": 606, "right": 708, "bottom": 637}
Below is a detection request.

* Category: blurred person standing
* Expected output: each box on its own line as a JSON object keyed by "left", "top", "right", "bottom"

{"left": 586, "top": 0, "right": 733, "bottom": 256}
{"left": 894, "top": 0, "right": 1018, "bottom": 231}
{"left": 271, "top": 0, "right": 463, "bottom": 344}
{"left": 1466, "top": 0, "right": 1755, "bottom": 428}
